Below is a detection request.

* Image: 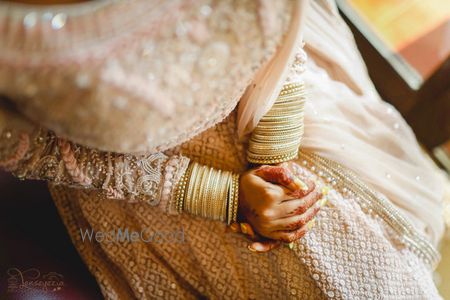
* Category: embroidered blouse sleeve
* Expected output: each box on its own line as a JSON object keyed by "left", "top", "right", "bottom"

{"left": 0, "top": 102, "right": 189, "bottom": 213}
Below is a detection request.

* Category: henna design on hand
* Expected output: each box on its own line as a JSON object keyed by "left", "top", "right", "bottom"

{"left": 255, "top": 165, "right": 294, "bottom": 186}
{"left": 284, "top": 205, "right": 319, "bottom": 231}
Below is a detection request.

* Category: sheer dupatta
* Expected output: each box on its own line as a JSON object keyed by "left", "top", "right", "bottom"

{"left": 238, "top": 0, "right": 446, "bottom": 246}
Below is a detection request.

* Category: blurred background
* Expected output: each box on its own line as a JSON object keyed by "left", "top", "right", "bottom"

{"left": 0, "top": 0, "right": 449, "bottom": 299}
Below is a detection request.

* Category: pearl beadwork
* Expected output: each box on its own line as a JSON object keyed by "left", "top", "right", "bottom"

{"left": 200, "top": 5, "right": 212, "bottom": 16}
{"left": 295, "top": 150, "right": 439, "bottom": 269}
{"left": 51, "top": 13, "right": 67, "bottom": 30}
{"left": 23, "top": 12, "right": 37, "bottom": 28}
{"left": 5, "top": 0, "right": 294, "bottom": 154}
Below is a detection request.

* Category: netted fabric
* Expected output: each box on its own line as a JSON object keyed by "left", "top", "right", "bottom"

{"left": 47, "top": 145, "right": 440, "bottom": 299}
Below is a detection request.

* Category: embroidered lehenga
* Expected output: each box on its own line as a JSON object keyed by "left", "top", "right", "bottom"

{"left": 0, "top": 0, "right": 447, "bottom": 299}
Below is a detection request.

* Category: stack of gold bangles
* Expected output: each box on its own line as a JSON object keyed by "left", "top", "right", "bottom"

{"left": 247, "top": 82, "right": 306, "bottom": 164}
{"left": 175, "top": 82, "right": 305, "bottom": 224}
{"left": 175, "top": 162, "right": 239, "bottom": 225}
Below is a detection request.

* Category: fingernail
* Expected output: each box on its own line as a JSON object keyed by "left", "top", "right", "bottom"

{"left": 307, "top": 219, "right": 316, "bottom": 230}
{"left": 320, "top": 197, "right": 328, "bottom": 207}
{"left": 248, "top": 245, "right": 257, "bottom": 252}
{"left": 240, "top": 223, "right": 248, "bottom": 234}
{"left": 251, "top": 242, "right": 266, "bottom": 252}
{"left": 294, "top": 178, "right": 309, "bottom": 191}
{"left": 229, "top": 223, "right": 239, "bottom": 232}
{"left": 246, "top": 225, "right": 256, "bottom": 238}
{"left": 321, "top": 186, "right": 330, "bottom": 196}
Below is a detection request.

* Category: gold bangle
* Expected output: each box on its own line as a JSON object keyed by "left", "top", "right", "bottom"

{"left": 249, "top": 140, "right": 302, "bottom": 151}
{"left": 228, "top": 173, "right": 240, "bottom": 224}
{"left": 186, "top": 163, "right": 200, "bottom": 214}
{"left": 227, "top": 174, "right": 235, "bottom": 224}
{"left": 277, "top": 93, "right": 306, "bottom": 103}
{"left": 255, "top": 116, "right": 303, "bottom": 125}
{"left": 257, "top": 115, "right": 302, "bottom": 123}
{"left": 247, "top": 81, "right": 305, "bottom": 165}
{"left": 267, "top": 100, "right": 305, "bottom": 109}
{"left": 181, "top": 162, "right": 238, "bottom": 222}
{"left": 254, "top": 122, "right": 303, "bottom": 130}
{"left": 248, "top": 151, "right": 299, "bottom": 165}
{"left": 247, "top": 149, "right": 299, "bottom": 159}
{"left": 279, "top": 83, "right": 305, "bottom": 96}
{"left": 205, "top": 167, "right": 216, "bottom": 218}
{"left": 252, "top": 129, "right": 304, "bottom": 137}
{"left": 251, "top": 131, "right": 303, "bottom": 141}
{"left": 250, "top": 134, "right": 302, "bottom": 144}
{"left": 199, "top": 166, "right": 210, "bottom": 217}
{"left": 267, "top": 101, "right": 305, "bottom": 110}
{"left": 175, "top": 164, "right": 191, "bottom": 213}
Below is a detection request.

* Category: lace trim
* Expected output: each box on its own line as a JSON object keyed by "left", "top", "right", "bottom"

{"left": 0, "top": 126, "right": 175, "bottom": 207}
{"left": 162, "top": 155, "right": 190, "bottom": 215}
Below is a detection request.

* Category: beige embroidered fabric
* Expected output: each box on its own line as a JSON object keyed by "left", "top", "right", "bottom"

{"left": 300, "top": 0, "right": 447, "bottom": 246}
{"left": 0, "top": 0, "right": 293, "bottom": 153}
{"left": 0, "top": 0, "right": 447, "bottom": 299}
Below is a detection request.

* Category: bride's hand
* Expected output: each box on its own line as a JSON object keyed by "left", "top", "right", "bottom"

{"left": 236, "top": 163, "right": 324, "bottom": 252}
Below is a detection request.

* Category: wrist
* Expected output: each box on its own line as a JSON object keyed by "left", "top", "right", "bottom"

{"left": 175, "top": 161, "right": 239, "bottom": 224}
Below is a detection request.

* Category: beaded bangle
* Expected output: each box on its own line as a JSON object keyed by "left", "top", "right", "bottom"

{"left": 247, "top": 152, "right": 299, "bottom": 165}
{"left": 227, "top": 173, "right": 240, "bottom": 224}
{"left": 251, "top": 131, "right": 304, "bottom": 142}
{"left": 279, "top": 83, "right": 305, "bottom": 96}
{"left": 175, "top": 163, "right": 193, "bottom": 213}
{"left": 227, "top": 175, "right": 235, "bottom": 225}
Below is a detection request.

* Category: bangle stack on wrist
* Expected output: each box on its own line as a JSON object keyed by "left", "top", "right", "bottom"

{"left": 247, "top": 82, "right": 306, "bottom": 165}
{"left": 175, "top": 162, "right": 239, "bottom": 224}
{"left": 174, "top": 82, "right": 305, "bottom": 223}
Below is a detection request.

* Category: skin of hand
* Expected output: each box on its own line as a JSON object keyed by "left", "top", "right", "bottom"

{"left": 234, "top": 163, "right": 324, "bottom": 252}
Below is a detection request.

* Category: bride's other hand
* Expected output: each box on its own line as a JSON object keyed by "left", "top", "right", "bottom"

{"left": 237, "top": 164, "right": 323, "bottom": 251}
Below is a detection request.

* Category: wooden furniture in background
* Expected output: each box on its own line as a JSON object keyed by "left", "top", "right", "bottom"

{"left": 337, "top": 0, "right": 450, "bottom": 168}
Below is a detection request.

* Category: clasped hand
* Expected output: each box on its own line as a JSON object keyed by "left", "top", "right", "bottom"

{"left": 230, "top": 162, "right": 325, "bottom": 252}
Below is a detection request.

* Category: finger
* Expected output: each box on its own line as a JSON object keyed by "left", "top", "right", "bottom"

{"left": 227, "top": 222, "right": 256, "bottom": 236}
{"left": 279, "top": 162, "right": 313, "bottom": 192}
{"left": 273, "top": 178, "right": 315, "bottom": 204}
{"left": 271, "top": 203, "right": 320, "bottom": 231}
{"left": 287, "top": 178, "right": 315, "bottom": 198}
{"left": 255, "top": 165, "right": 308, "bottom": 192}
{"left": 278, "top": 189, "right": 323, "bottom": 217}
{"left": 228, "top": 222, "right": 241, "bottom": 233}
{"left": 281, "top": 184, "right": 320, "bottom": 204}
{"left": 273, "top": 218, "right": 318, "bottom": 243}
{"left": 271, "top": 225, "right": 309, "bottom": 243}
{"left": 240, "top": 223, "right": 257, "bottom": 240}
{"left": 248, "top": 240, "right": 281, "bottom": 253}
